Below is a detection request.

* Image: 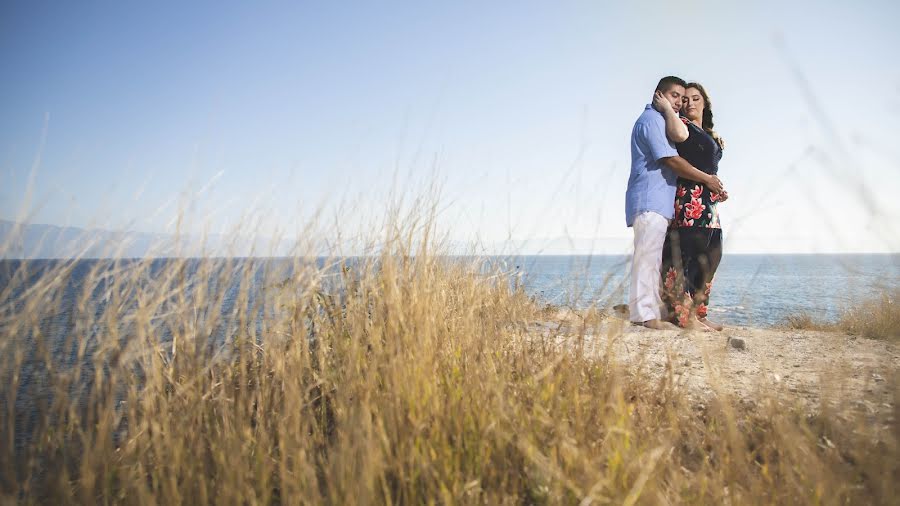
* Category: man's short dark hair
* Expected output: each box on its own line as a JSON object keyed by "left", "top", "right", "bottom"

{"left": 656, "top": 76, "right": 687, "bottom": 93}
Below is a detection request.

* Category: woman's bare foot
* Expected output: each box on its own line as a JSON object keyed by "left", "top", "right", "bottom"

{"left": 698, "top": 317, "right": 724, "bottom": 331}
{"left": 641, "top": 319, "right": 679, "bottom": 330}
{"left": 686, "top": 317, "right": 714, "bottom": 332}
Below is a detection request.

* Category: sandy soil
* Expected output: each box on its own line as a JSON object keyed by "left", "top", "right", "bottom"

{"left": 530, "top": 310, "right": 899, "bottom": 422}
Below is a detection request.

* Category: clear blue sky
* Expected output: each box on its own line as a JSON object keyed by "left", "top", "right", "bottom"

{"left": 2, "top": 0, "right": 899, "bottom": 253}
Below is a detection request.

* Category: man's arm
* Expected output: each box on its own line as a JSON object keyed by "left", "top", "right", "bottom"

{"left": 652, "top": 91, "right": 688, "bottom": 143}
{"left": 661, "top": 156, "right": 724, "bottom": 193}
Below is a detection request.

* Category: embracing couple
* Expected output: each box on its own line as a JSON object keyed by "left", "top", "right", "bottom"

{"left": 626, "top": 76, "right": 727, "bottom": 331}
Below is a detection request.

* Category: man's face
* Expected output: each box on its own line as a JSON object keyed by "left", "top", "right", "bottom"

{"left": 660, "top": 84, "right": 685, "bottom": 113}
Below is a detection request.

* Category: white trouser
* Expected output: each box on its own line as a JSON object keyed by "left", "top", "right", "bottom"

{"left": 629, "top": 211, "right": 669, "bottom": 322}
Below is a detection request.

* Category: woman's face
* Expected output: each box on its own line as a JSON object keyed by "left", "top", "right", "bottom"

{"left": 682, "top": 87, "right": 705, "bottom": 122}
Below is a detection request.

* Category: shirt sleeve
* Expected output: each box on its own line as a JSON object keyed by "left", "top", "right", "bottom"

{"left": 638, "top": 117, "right": 678, "bottom": 163}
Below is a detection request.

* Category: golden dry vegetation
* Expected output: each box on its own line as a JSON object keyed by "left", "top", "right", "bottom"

{"left": 0, "top": 209, "right": 897, "bottom": 505}
{"left": 784, "top": 289, "right": 900, "bottom": 343}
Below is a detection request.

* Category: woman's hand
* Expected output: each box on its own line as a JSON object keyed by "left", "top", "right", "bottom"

{"left": 718, "top": 190, "right": 729, "bottom": 202}
{"left": 654, "top": 90, "right": 688, "bottom": 141}
{"left": 652, "top": 91, "right": 673, "bottom": 114}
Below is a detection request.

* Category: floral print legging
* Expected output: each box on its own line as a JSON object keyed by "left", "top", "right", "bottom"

{"left": 660, "top": 227, "right": 723, "bottom": 327}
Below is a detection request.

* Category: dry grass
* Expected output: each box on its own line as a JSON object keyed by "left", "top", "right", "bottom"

{"left": 782, "top": 290, "right": 900, "bottom": 342}
{"left": 838, "top": 290, "right": 900, "bottom": 341}
{"left": 0, "top": 208, "right": 897, "bottom": 504}
{"left": 781, "top": 313, "right": 832, "bottom": 332}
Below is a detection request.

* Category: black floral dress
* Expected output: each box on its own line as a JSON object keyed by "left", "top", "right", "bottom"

{"left": 661, "top": 119, "right": 724, "bottom": 327}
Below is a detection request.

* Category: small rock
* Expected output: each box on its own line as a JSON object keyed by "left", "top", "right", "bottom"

{"left": 683, "top": 359, "right": 690, "bottom": 367}
{"left": 728, "top": 337, "right": 746, "bottom": 350}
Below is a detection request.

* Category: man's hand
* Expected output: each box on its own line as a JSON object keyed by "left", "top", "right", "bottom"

{"left": 652, "top": 91, "right": 672, "bottom": 114}
{"left": 705, "top": 175, "right": 724, "bottom": 194}
{"left": 662, "top": 157, "right": 725, "bottom": 193}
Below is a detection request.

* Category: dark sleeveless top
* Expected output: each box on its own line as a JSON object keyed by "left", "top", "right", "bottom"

{"left": 673, "top": 120, "right": 724, "bottom": 229}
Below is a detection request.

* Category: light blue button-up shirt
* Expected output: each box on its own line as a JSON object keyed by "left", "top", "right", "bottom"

{"left": 625, "top": 105, "right": 679, "bottom": 227}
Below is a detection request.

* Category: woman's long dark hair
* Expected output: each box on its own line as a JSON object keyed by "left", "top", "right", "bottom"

{"left": 685, "top": 82, "right": 725, "bottom": 150}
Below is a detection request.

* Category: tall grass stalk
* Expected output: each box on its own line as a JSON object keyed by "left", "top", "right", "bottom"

{"left": 0, "top": 205, "right": 897, "bottom": 504}
{"left": 839, "top": 290, "right": 900, "bottom": 341}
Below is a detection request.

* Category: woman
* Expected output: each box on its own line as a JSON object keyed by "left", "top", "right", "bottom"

{"left": 654, "top": 82, "right": 727, "bottom": 330}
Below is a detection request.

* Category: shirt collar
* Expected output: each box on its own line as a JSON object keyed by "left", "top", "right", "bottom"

{"left": 644, "top": 104, "right": 663, "bottom": 116}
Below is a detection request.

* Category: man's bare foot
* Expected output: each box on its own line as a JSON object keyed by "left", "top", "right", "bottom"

{"left": 698, "top": 317, "right": 724, "bottom": 331}
{"left": 641, "top": 319, "right": 679, "bottom": 330}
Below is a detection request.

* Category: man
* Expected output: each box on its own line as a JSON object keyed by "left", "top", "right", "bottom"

{"left": 626, "top": 76, "right": 724, "bottom": 329}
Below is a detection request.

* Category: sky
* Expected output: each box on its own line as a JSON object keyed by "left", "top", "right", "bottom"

{"left": 2, "top": 0, "right": 899, "bottom": 254}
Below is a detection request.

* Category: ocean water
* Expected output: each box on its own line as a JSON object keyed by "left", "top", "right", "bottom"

{"left": 1, "top": 255, "right": 898, "bottom": 334}
{"left": 499, "top": 254, "right": 900, "bottom": 327}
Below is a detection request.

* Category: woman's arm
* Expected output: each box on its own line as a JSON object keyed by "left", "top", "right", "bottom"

{"left": 652, "top": 91, "right": 689, "bottom": 143}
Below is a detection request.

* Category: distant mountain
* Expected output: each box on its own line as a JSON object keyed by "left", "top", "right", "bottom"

{"left": 0, "top": 220, "right": 634, "bottom": 259}
{"left": 492, "top": 236, "right": 631, "bottom": 256}
{"left": 445, "top": 236, "right": 631, "bottom": 256}
{"left": 0, "top": 220, "right": 180, "bottom": 259}
{"left": 0, "top": 220, "right": 293, "bottom": 259}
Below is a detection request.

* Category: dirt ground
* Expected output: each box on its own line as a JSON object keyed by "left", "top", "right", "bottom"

{"left": 531, "top": 309, "right": 899, "bottom": 423}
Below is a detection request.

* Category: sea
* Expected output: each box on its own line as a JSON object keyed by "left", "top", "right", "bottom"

{"left": 497, "top": 254, "right": 900, "bottom": 327}
{"left": 1, "top": 254, "right": 898, "bottom": 328}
